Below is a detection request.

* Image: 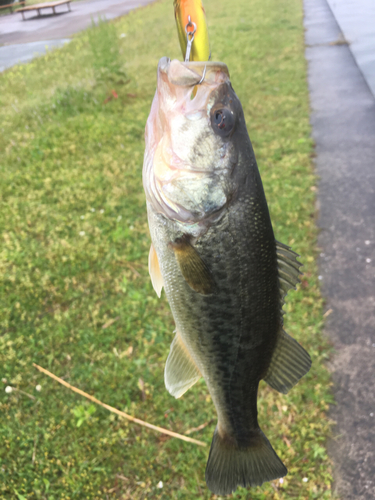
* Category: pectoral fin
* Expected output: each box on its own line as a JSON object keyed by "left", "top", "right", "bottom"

{"left": 169, "top": 236, "right": 215, "bottom": 295}
{"left": 148, "top": 243, "right": 163, "bottom": 298}
{"left": 263, "top": 329, "right": 311, "bottom": 394}
{"left": 165, "top": 331, "right": 201, "bottom": 399}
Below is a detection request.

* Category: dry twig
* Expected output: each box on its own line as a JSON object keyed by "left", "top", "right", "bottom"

{"left": 185, "top": 419, "right": 214, "bottom": 435}
{"left": 32, "top": 435, "right": 38, "bottom": 465}
{"left": 102, "top": 316, "right": 120, "bottom": 329}
{"left": 323, "top": 308, "right": 333, "bottom": 318}
{"left": 7, "top": 386, "right": 36, "bottom": 400}
{"left": 33, "top": 363, "right": 207, "bottom": 447}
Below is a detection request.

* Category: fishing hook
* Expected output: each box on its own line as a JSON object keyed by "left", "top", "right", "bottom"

{"left": 184, "top": 15, "right": 196, "bottom": 62}
{"left": 184, "top": 16, "right": 211, "bottom": 84}
{"left": 197, "top": 64, "right": 207, "bottom": 84}
{"left": 197, "top": 49, "right": 212, "bottom": 84}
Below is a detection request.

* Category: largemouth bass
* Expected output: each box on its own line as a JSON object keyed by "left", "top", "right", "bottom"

{"left": 143, "top": 57, "right": 311, "bottom": 496}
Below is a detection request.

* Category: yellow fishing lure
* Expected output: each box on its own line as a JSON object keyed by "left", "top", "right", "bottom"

{"left": 174, "top": 0, "right": 210, "bottom": 61}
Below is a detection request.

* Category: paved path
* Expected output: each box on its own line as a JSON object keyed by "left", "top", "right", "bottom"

{"left": 304, "top": 0, "right": 375, "bottom": 498}
{"left": 326, "top": 0, "right": 375, "bottom": 97}
{"left": 0, "top": 38, "right": 71, "bottom": 72}
{"left": 0, "top": 0, "right": 154, "bottom": 71}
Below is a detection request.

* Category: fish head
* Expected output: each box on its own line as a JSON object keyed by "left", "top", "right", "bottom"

{"left": 143, "top": 57, "right": 246, "bottom": 229}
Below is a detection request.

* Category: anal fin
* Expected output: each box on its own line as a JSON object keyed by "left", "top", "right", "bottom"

{"left": 165, "top": 331, "right": 201, "bottom": 398}
{"left": 148, "top": 243, "right": 163, "bottom": 298}
{"left": 264, "top": 329, "right": 311, "bottom": 394}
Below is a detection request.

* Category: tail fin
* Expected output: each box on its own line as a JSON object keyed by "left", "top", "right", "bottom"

{"left": 205, "top": 426, "right": 287, "bottom": 496}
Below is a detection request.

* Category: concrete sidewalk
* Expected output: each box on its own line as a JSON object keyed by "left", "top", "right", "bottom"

{"left": 304, "top": 0, "right": 375, "bottom": 498}
{"left": 326, "top": 0, "right": 375, "bottom": 98}
{"left": 0, "top": 0, "right": 154, "bottom": 72}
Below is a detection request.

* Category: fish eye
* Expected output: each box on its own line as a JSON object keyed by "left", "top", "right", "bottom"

{"left": 211, "top": 108, "right": 235, "bottom": 137}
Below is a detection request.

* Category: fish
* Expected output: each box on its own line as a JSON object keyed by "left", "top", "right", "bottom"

{"left": 142, "top": 57, "right": 312, "bottom": 496}
{"left": 174, "top": 0, "right": 210, "bottom": 61}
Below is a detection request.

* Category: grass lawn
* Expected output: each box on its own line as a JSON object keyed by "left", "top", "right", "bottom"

{"left": 0, "top": 0, "right": 334, "bottom": 498}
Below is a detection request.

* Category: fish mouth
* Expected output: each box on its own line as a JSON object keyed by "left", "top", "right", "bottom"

{"left": 158, "top": 57, "right": 230, "bottom": 88}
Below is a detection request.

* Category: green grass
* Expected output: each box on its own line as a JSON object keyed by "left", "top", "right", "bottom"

{"left": 0, "top": 1, "right": 334, "bottom": 498}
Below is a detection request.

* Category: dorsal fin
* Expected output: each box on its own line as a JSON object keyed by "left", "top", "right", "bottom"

{"left": 263, "top": 328, "right": 311, "bottom": 394}
{"left": 264, "top": 241, "right": 311, "bottom": 394}
{"left": 276, "top": 240, "right": 302, "bottom": 303}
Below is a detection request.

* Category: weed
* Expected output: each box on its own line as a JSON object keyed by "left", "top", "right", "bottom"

{"left": 87, "top": 17, "right": 128, "bottom": 92}
{"left": 71, "top": 404, "right": 97, "bottom": 427}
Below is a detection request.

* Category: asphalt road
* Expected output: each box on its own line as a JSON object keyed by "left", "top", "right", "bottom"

{"left": 304, "top": 0, "right": 375, "bottom": 498}
{"left": 0, "top": 0, "right": 154, "bottom": 71}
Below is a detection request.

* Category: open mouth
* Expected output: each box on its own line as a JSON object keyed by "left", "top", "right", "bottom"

{"left": 158, "top": 57, "right": 230, "bottom": 88}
